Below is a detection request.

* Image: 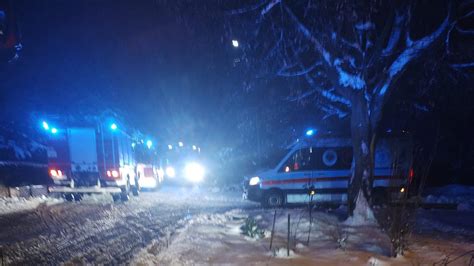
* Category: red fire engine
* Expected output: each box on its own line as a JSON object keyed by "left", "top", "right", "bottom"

{"left": 41, "top": 114, "right": 140, "bottom": 202}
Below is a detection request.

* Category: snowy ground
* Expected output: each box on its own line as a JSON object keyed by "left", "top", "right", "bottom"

{"left": 0, "top": 195, "right": 63, "bottom": 215}
{"left": 0, "top": 185, "right": 254, "bottom": 264}
{"left": 133, "top": 206, "right": 474, "bottom": 265}
{"left": 1, "top": 185, "right": 474, "bottom": 265}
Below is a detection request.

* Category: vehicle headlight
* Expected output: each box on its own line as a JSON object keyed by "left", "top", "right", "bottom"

{"left": 249, "top": 176, "right": 260, "bottom": 186}
{"left": 166, "top": 166, "right": 176, "bottom": 178}
{"left": 184, "top": 162, "right": 205, "bottom": 183}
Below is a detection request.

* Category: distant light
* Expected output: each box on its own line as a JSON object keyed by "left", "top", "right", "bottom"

{"left": 51, "top": 128, "right": 58, "bottom": 134}
{"left": 192, "top": 145, "right": 197, "bottom": 150}
{"left": 110, "top": 123, "right": 118, "bottom": 131}
{"left": 232, "top": 39, "right": 239, "bottom": 47}
{"left": 184, "top": 162, "right": 205, "bottom": 183}
{"left": 178, "top": 141, "right": 184, "bottom": 147}
{"left": 168, "top": 144, "right": 173, "bottom": 150}
{"left": 166, "top": 166, "right": 176, "bottom": 178}
{"left": 305, "top": 129, "right": 316, "bottom": 136}
{"left": 131, "top": 143, "right": 136, "bottom": 148}
{"left": 400, "top": 187, "right": 405, "bottom": 193}
{"left": 146, "top": 140, "right": 153, "bottom": 149}
{"left": 42, "top": 121, "right": 49, "bottom": 130}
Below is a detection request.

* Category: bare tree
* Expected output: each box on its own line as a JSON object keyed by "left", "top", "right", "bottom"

{"left": 230, "top": 0, "right": 473, "bottom": 217}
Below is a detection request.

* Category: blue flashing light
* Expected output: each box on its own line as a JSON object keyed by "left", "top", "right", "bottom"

{"left": 51, "top": 128, "right": 58, "bottom": 134}
{"left": 305, "top": 129, "right": 316, "bottom": 137}
{"left": 110, "top": 123, "right": 118, "bottom": 131}
{"left": 146, "top": 140, "right": 153, "bottom": 149}
{"left": 42, "top": 121, "right": 49, "bottom": 130}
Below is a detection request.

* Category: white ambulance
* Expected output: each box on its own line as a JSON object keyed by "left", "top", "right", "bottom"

{"left": 243, "top": 136, "right": 413, "bottom": 207}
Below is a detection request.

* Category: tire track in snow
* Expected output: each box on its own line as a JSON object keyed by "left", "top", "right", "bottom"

{"left": 0, "top": 191, "right": 252, "bottom": 265}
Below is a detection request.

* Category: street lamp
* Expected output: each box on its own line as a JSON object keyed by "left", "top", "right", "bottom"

{"left": 110, "top": 123, "right": 118, "bottom": 131}
{"left": 146, "top": 140, "right": 153, "bottom": 149}
{"left": 305, "top": 129, "right": 316, "bottom": 137}
{"left": 232, "top": 39, "right": 239, "bottom": 48}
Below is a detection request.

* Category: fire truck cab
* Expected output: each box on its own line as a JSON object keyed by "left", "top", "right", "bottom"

{"left": 42, "top": 115, "right": 140, "bottom": 202}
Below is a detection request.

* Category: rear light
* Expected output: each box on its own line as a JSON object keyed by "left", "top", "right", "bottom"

{"left": 49, "top": 169, "right": 66, "bottom": 180}
{"left": 112, "top": 170, "right": 119, "bottom": 178}
{"left": 50, "top": 169, "right": 58, "bottom": 177}
{"left": 408, "top": 168, "right": 414, "bottom": 183}
{"left": 107, "top": 169, "right": 119, "bottom": 178}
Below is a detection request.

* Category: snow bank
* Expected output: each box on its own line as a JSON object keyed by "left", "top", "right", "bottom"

{"left": 424, "top": 185, "right": 474, "bottom": 211}
{"left": 344, "top": 191, "right": 378, "bottom": 226}
{"left": 133, "top": 208, "right": 396, "bottom": 265}
{"left": 132, "top": 206, "right": 474, "bottom": 265}
{"left": 0, "top": 195, "right": 63, "bottom": 215}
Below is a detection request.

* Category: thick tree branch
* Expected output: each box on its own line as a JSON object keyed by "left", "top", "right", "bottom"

{"left": 283, "top": 4, "right": 367, "bottom": 92}
{"left": 378, "top": 14, "right": 450, "bottom": 96}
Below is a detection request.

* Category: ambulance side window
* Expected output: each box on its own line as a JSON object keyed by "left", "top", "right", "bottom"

{"left": 313, "top": 147, "right": 353, "bottom": 170}
{"left": 279, "top": 148, "right": 317, "bottom": 172}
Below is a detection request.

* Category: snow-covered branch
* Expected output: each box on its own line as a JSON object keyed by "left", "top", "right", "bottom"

{"left": 382, "top": 12, "right": 405, "bottom": 56}
{"left": 227, "top": 0, "right": 269, "bottom": 15}
{"left": 450, "top": 62, "right": 474, "bottom": 68}
{"left": 304, "top": 74, "right": 351, "bottom": 106}
{"left": 284, "top": 4, "right": 367, "bottom": 91}
{"left": 261, "top": 0, "right": 281, "bottom": 16}
{"left": 277, "top": 61, "right": 322, "bottom": 77}
{"left": 282, "top": 4, "right": 332, "bottom": 66}
{"left": 320, "top": 104, "right": 348, "bottom": 119}
{"left": 378, "top": 14, "right": 450, "bottom": 95}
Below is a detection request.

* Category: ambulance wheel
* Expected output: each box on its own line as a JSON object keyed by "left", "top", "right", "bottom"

{"left": 65, "top": 194, "right": 74, "bottom": 202}
{"left": 263, "top": 190, "right": 285, "bottom": 208}
{"left": 131, "top": 185, "right": 139, "bottom": 196}
{"left": 112, "top": 193, "right": 121, "bottom": 202}
{"left": 73, "top": 193, "right": 82, "bottom": 202}
{"left": 131, "top": 177, "right": 140, "bottom": 196}
{"left": 120, "top": 193, "right": 129, "bottom": 201}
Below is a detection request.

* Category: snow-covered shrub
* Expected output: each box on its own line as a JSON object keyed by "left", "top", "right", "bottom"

{"left": 240, "top": 217, "right": 265, "bottom": 239}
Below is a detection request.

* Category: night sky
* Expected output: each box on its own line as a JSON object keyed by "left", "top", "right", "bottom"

{"left": 0, "top": 0, "right": 242, "bottom": 145}
{"left": 1, "top": 0, "right": 473, "bottom": 185}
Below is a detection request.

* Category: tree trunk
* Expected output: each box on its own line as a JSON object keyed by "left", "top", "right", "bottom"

{"left": 347, "top": 93, "right": 374, "bottom": 217}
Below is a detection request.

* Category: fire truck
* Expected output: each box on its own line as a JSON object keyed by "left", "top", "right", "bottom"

{"left": 134, "top": 140, "right": 164, "bottom": 190}
{"left": 41, "top": 114, "right": 141, "bottom": 202}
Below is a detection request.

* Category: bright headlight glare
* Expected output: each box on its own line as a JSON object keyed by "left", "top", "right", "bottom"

{"left": 166, "top": 166, "right": 176, "bottom": 178}
{"left": 184, "top": 162, "right": 205, "bottom": 183}
{"left": 249, "top": 176, "right": 260, "bottom": 186}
